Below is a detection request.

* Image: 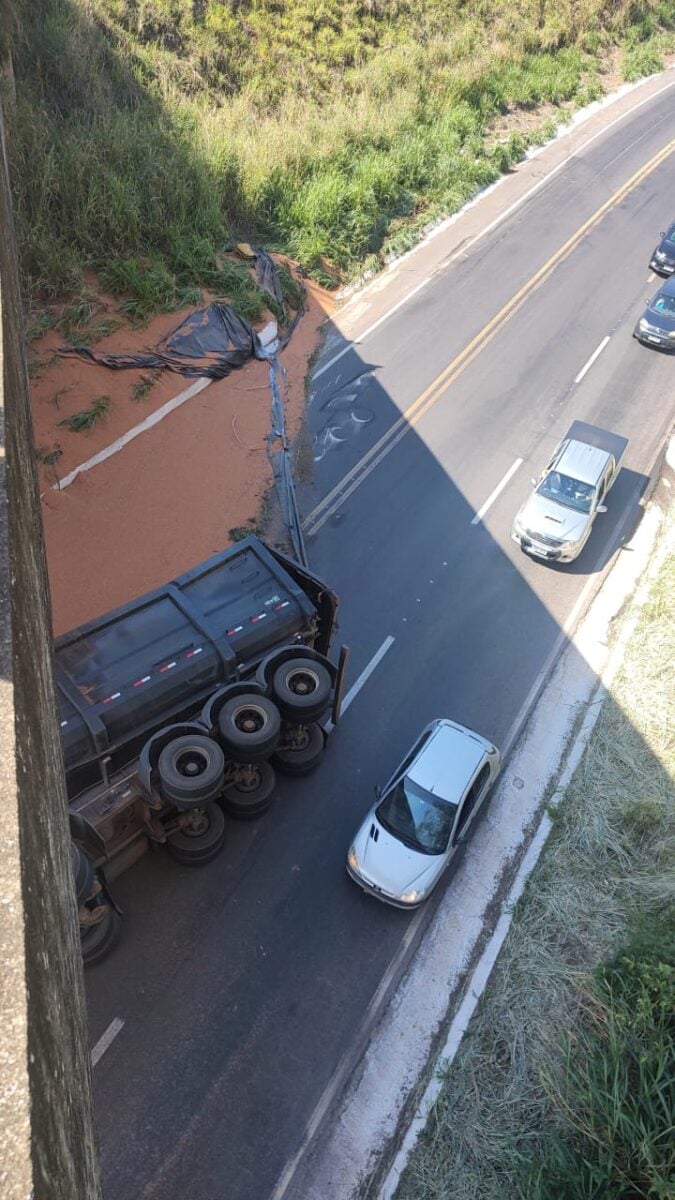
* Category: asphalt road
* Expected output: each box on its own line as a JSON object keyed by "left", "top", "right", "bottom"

{"left": 87, "top": 82, "right": 675, "bottom": 1200}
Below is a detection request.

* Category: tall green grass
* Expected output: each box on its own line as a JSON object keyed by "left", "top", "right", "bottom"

{"left": 5, "top": 0, "right": 675, "bottom": 300}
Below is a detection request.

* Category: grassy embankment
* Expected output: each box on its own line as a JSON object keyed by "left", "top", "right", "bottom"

{"left": 5, "top": 0, "right": 675, "bottom": 319}
{"left": 395, "top": 538, "right": 675, "bottom": 1200}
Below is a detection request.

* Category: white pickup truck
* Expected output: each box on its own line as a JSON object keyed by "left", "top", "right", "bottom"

{"left": 511, "top": 421, "right": 628, "bottom": 563}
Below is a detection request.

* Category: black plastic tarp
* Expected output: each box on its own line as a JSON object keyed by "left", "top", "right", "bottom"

{"left": 60, "top": 303, "right": 262, "bottom": 380}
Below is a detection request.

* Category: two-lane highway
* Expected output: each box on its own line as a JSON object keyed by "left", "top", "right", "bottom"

{"left": 87, "top": 77, "right": 675, "bottom": 1200}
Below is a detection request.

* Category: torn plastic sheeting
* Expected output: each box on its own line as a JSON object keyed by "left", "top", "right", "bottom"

{"left": 251, "top": 246, "right": 283, "bottom": 306}
{"left": 60, "top": 303, "right": 263, "bottom": 380}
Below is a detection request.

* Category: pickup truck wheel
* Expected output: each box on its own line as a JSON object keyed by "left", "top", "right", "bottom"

{"left": 272, "top": 722, "right": 325, "bottom": 776}
{"left": 166, "top": 804, "right": 226, "bottom": 866}
{"left": 80, "top": 898, "right": 122, "bottom": 967}
{"left": 158, "top": 735, "right": 225, "bottom": 807}
{"left": 221, "top": 761, "right": 276, "bottom": 820}
{"left": 271, "top": 659, "right": 332, "bottom": 722}
{"left": 71, "top": 842, "right": 96, "bottom": 905}
{"left": 217, "top": 695, "right": 281, "bottom": 763}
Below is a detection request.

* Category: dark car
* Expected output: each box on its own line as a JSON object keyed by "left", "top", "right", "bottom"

{"left": 633, "top": 274, "right": 675, "bottom": 350}
{"left": 650, "top": 221, "right": 675, "bottom": 276}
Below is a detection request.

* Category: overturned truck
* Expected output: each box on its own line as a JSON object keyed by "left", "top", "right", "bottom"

{"left": 59, "top": 537, "right": 344, "bottom": 964}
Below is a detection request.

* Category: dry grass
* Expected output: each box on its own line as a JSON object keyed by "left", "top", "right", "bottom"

{"left": 395, "top": 544, "right": 675, "bottom": 1199}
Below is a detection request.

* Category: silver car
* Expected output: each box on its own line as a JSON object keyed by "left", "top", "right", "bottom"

{"left": 346, "top": 719, "right": 500, "bottom": 908}
{"left": 511, "top": 422, "right": 626, "bottom": 564}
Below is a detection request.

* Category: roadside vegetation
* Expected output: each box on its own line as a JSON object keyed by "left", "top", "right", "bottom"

{"left": 393, "top": 539, "right": 675, "bottom": 1199}
{"left": 4, "top": 0, "right": 675, "bottom": 311}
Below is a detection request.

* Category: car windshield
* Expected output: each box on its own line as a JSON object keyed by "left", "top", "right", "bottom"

{"left": 652, "top": 294, "right": 675, "bottom": 317}
{"left": 376, "top": 777, "right": 457, "bottom": 856}
{"left": 536, "top": 471, "right": 596, "bottom": 514}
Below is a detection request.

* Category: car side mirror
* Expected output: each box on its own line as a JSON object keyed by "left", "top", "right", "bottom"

{"left": 530, "top": 477, "right": 537, "bottom": 487}
{"left": 597, "top": 504, "right": 607, "bottom": 514}
{"left": 454, "top": 831, "right": 468, "bottom": 847}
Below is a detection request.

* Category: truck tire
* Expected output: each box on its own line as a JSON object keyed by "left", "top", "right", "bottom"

{"left": 158, "top": 735, "right": 225, "bottom": 808}
{"left": 71, "top": 842, "right": 96, "bottom": 905}
{"left": 221, "top": 761, "right": 276, "bottom": 820}
{"left": 272, "top": 722, "right": 325, "bottom": 777}
{"left": 271, "top": 658, "right": 332, "bottom": 722}
{"left": 217, "top": 695, "right": 281, "bottom": 763}
{"left": 81, "top": 899, "right": 122, "bottom": 967}
{"left": 166, "top": 804, "right": 226, "bottom": 866}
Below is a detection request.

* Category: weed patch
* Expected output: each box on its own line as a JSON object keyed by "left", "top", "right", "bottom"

{"left": 58, "top": 395, "right": 111, "bottom": 432}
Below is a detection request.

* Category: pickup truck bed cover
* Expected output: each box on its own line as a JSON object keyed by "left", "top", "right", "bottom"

{"left": 565, "top": 420, "right": 628, "bottom": 465}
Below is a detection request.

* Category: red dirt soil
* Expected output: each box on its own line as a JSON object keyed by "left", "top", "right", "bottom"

{"left": 33, "top": 280, "right": 335, "bottom": 636}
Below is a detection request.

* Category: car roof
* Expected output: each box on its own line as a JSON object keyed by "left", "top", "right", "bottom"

{"left": 554, "top": 439, "right": 609, "bottom": 485}
{"left": 407, "top": 722, "right": 485, "bottom": 804}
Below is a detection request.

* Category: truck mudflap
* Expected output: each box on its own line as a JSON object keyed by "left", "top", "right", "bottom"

{"left": 565, "top": 421, "right": 628, "bottom": 466}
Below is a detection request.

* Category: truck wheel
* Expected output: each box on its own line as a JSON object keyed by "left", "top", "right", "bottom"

{"left": 272, "top": 723, "right": 325, "bottom": 777}
{"left": 166, "top": 804, "right": 226, "bottom": 866}
{"left": 158, "top": 735, "right": 225, "bottom": 808}
{"left": 221, "top": 761, "right": 276, "bottom": 820}
{"left": 71, "top": 842, "right": 96, "bottom": 905}
{"left": 217, "top": 695, "right": 281, "bottom": 763}
{"left": 80, "top": 899, "right": 122, "bottom": 967}
{"left": 271, "top": 659, "right": 332, "bottom": 722}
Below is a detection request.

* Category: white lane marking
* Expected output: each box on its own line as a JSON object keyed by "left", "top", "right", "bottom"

{"left": 91, "top": 1017, "right": 125, "bottom": 1067}
{"left": 574, "top": 334, "right": 610, "bottom": 383}
{"left": 471, "top": 458, "right": 523, "bottom": 526}
{"left": 53, "top": 377, "right": 211, "bottom": 491}
{"left": 270, "top": 904, "right": 426, "bottom": 1200}
{"left": 647, "top": 271, "right": 656, "bottom": 282}
{"left": 312, "top": 76, "right": 675, "bottom": 384}
{"left": 324, "top": 636, "right": 395, "bottom": 733}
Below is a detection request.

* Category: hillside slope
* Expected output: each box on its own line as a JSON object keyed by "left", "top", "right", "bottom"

{"left": 4, "top": 0, "right": 675, "bottom": 303}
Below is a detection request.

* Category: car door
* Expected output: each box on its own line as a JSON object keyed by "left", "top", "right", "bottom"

{"left": 449, "top": 759, "right": 492, "bottom": 858}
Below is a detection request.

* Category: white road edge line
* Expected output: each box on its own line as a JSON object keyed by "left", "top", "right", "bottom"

{"left": 91, "top": 1017, "right": 125, "bottom": 1067}
{"left": 324, "top": 636, "right": 395, "bottom": 734}
{"left": 53, "top": 377, "right": 211, "bottom": 492}
{"left": 574, "top": 334, "right": 610, "bottom": 384}
{"left": 312, "top": 75, "right": 675, "bottom": 384}
{"left": 471, "top": 458, "right": 523, "bottom": 526}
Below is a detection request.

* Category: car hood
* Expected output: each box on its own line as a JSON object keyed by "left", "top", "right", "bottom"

{"left": 655, "top": 235, "right": 675, "bottom": 261}
{"left": 515, "top": 493, "right": 590, "bottom": 543}
{"left": 352, "top": 814, "right": 444, "bottom": 896}
{"left": 643, "top": 303, "right": 675, "bottom": 334}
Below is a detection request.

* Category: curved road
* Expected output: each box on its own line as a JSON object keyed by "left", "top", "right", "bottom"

{"left": 86, "top": 77, "right": 675, "bottom": 1200}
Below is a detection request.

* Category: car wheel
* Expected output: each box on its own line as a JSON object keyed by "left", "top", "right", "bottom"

{"left": 271, "top": 659, "right": 332, "bottom": 722}
{"left": 71, "top": 842, "right": 96, "bottom": 905}
{"left": 80, "top": 898, "right": 122, "bottom": 967}
{"left": 217, "top": 695, "right": 281, "bottom": 763}
{"left": 158, "top": 735, "right": 226, "bottom": 808}
{"left": 166, "top": 804, "right": 226, "bottom": 866}
{"left": 221, "top": 761, "right": 276, "bottom": 820}
{"left": 272, "top": 722, "right": 325, "bottom": 776}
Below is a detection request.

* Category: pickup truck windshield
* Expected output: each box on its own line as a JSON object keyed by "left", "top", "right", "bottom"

{"left": 537, "top": 471, "right": 596, "bottom": 514}
{"left": 377, "top": 779, "right": 457, "bottom": 855}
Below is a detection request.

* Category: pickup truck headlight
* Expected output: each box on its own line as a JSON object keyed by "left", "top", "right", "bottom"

{"left": 347, "top": 846, "right": 360, "bottom": 871}
{"left": 655, "top": 250, "right": 666, "bottom": 261}
{"left": 638, "top": 317, "right": 649, "bottom": 331}
{"left": 400, "top": 889, "right": 423, "bottom": 904}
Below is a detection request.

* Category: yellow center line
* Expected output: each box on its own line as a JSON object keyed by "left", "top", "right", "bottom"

{"left": 303, "top": 137, "right": 675, "bottom": 537}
